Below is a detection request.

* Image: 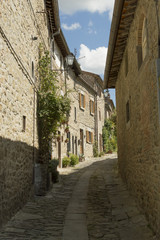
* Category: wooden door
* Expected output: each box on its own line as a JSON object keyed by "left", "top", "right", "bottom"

{"left": 80, "top": 129, "right": 84, "bottom": 155}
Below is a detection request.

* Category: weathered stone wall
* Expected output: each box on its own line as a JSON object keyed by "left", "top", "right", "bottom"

{"left": 68, "top": 72, "right": 95, "bottom": 158}
{"left": 116, "top": 0, "right": 160, "bottom": 234}
{"left": 0, "top": 0, "right": 50, "bottom": 226}
{"left": 97, "top": 89, "right": 105, "bottom": 152}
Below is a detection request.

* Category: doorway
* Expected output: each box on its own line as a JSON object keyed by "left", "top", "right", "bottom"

{"left": 80, "top": 129, "right": 84, "bottom": 155}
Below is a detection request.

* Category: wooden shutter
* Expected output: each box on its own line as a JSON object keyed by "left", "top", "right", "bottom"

{"left": 89, "top": 100, "right": 91, "bottom": 114}
{"left": 93, "top": 101, "right": 95, "bottom": 114}
{"left": 84, "top": 95, "right": 85, "bottom": 108}
{"left": 91, "top": 132, "right": 94, "bottom": 144}
{"left": 86, "top": 131, "right": 88, "bottom": 143}
{"left": 79, "top": 93, "right": 81, "bottom": 108}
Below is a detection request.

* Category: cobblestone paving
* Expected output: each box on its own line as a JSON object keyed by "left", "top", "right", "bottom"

{"left": 0, "top": 155, "right": 155, "bottom": 240}
{"left": 0, "top": 163, "right": 88, "bottom": 239}
{"left": 87, "top": 158, "right": 155, "bottom": 240}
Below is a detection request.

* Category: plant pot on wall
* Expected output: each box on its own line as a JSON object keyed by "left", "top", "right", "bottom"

{"left": 65, "top": 138, "right": 69, "bottom": 143}
{"left": 65, "top": 127, "right": 69, "bottom": 133}
{"left": 57, "top": 135, "right": 61, "bottom": 141}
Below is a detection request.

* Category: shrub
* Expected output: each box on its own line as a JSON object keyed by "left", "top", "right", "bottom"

{"left": 70, "top": 154, "right": 79, "bottom": 166}
{"left": 62, "top": 156, "right": 70, "bottom": 168}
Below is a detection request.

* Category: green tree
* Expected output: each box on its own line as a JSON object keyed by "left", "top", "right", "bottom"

{"left": 102, "top": 111, "right": 117, "bottom": 153}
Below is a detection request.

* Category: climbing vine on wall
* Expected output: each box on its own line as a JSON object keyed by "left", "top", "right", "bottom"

{"left": 102, "top": 111, "right": 117, "bottom": 153}
{"left": 37, "top": 48, "right": 71, "bottom": 162}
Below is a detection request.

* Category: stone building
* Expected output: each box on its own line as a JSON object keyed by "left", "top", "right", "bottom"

{"left": 66, "top": 71, "right": 105, "bottom": 158}
{"left": 0, "top": 0, "right": 52, "bottom": 226}
{"left": 49, "top": 2, "right": 105, "bottom": 161}
{"left": 104, "top": 93, "right": 115, "bottom": 120}
{"left": 0, "top": 0, "right": 105, "bottom": 226}
{"left": 104, "top": 0, "right": 160, "bottom": 234}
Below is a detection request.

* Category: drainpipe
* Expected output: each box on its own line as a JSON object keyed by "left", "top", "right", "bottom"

{"left": 50, "top": 29, "right": 60, "bottom": 70}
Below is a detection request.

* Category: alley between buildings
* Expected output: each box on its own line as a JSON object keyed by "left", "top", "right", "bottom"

{"left": 0, "top": 155, "right": 154, "bottom": 240}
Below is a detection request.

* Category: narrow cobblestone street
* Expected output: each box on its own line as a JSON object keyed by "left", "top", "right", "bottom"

{"left": 0, "top": 155, "right": 154, "bottom": 240}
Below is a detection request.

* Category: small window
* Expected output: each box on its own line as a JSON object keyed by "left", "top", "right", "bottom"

{"left": 86, "top": 130, "right": 93, "bottom": 144}
{"left": 99, "top": 110, "right": 101, "bottom": 121}
{"left": 126, "top": 101, "right": 130, "bottom": 123}
{"left": 125, "top": 50, "right": 128, "bottom": 76}
{"left": 137, "top": 16, "right": 148, "bottom": 69}
{"left": 74, "top": 107, "right": 77, "bottom": 122}
{"left": 79, "top": 93, "right": 85, "bottom": 109}
{"left": 22, "top": 116, "right": 26, "bottom": 132}
{"left": 67, "top": 132, "right": 71, "bottom": 152}
{"left": 90, "top": 100, "right": 95, "bottom": 115}
{"left": 72, "top": 136, "right": 74, "bottom": 154}
{"left": 142, "top": 18, "right": 148, "bottom": 61}
{"left": 32, "top": 61, "right": 34, "bottom": 80}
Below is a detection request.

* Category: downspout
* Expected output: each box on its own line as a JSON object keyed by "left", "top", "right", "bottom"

{"left": 50, "top": 29, "right": 60, "bottom": 70}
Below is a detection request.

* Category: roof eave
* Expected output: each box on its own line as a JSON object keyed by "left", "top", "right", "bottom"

{"left": 104, "top": 0, "right": 137, "bottom": 89}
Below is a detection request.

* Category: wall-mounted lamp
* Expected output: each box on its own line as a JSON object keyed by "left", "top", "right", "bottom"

{"left": 53, "top": 54, "right": 74, "bottom": 71}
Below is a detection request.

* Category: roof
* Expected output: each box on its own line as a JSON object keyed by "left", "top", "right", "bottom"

{"left": 79, "top": 71, "right": 104, "bottom": 95}
{"left": 104, "top": 0, "right": 137, "bottom": 89}
{"left": 45, "top": 0, "right": 81, "bottom": 75}
{"left": 81, "top": 71, "right": 103, "bottom": 89}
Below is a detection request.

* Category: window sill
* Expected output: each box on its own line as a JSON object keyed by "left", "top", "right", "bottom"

{"left": 80, "top": 107, "right": 85, "bottom": 111}
{"left": 90, "top": 112, "right": 94, "bottom": 116}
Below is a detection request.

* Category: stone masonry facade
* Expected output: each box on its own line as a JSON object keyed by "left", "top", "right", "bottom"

{"left": 0, "top": 0, "right": 105, "bottom": 227}
{"left": 114, "top": 0, "right": 160, "bottom": 235}
{"left": 0, "top": 0, "right": 50, "bottom": 226}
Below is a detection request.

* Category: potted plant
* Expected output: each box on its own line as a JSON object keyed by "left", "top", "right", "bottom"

{"left": 56, "top": 135, "right": 61, "bottom": 141}
{"left": 65, "top": 138, "right": 69, "bottom": 143}
{"left": 65, "top": 126, "right": 69, "bottom": 133}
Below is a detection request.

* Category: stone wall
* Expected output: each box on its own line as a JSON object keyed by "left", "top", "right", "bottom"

{"left": 0, "top": 0, "right": 50, "bottom": 226}
{"left": 116, "top": 0, "right": 160, "bottom": 234}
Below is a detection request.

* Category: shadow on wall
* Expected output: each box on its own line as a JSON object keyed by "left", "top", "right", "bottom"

{"left": 0, "top": 136, "right": 38, "bottom": 227}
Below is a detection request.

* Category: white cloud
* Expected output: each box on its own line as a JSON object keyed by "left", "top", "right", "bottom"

{"left": 59, "top": 0, "right": 115, "bottom": 19}
{"left": 78, "top": 44, "right": 108, "bottom": 75}
{"left": 62, "top": 22, "right": 81, "bottom": 31}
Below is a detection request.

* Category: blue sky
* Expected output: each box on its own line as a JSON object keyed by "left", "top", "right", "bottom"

{"left": 58, "top": 0, "right": 116, "bottom": 105}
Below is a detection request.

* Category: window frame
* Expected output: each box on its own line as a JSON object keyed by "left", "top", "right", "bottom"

{"left": 79, "top": 93, "right": 85, "bottom": 110}
{"left": 90, "top": 99, "right": 95, "bottom": 115}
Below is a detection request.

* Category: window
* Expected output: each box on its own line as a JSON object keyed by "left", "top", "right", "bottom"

{"left": 137, "top": 15, "right": 148, "bottom": 69}
{"left": 67, "top": 132, "right": 71, "bottom": 152}
{"left": 126, "top": 101, "right": 130, "bottom": 123}
{"left": 75, "top": 137, "right": 78, "bottom": 155}
{"left": 32, "top": 61, "right": 34, "bottom": 80}
{"left": 99, "top": 134, "right": 103, "bottom": 152}
{"left": 22, "top": 116, "right": 26, "bottom": 132}
{"left": 99, "top": 110, "right": 101, "bottom": 121}
{"left": 86, "top": 130, "right": 93, "bottom": 144}
{"left": 142, "top": 18, "right": 148, "bottom": 61}
{"left": 79, "top": 93, "right": 85, "bottom": 109}
{"left": 74, "top": 107, "right": 77, "bottom": 122}
{"left": 72, "top": 136, "right": 74, "bottom": 154}
{"left": 125, "top": 50, "right": 128, "bottom": 76}
{"left": 90, "top": 100, "right": 95, "bottom": 115}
